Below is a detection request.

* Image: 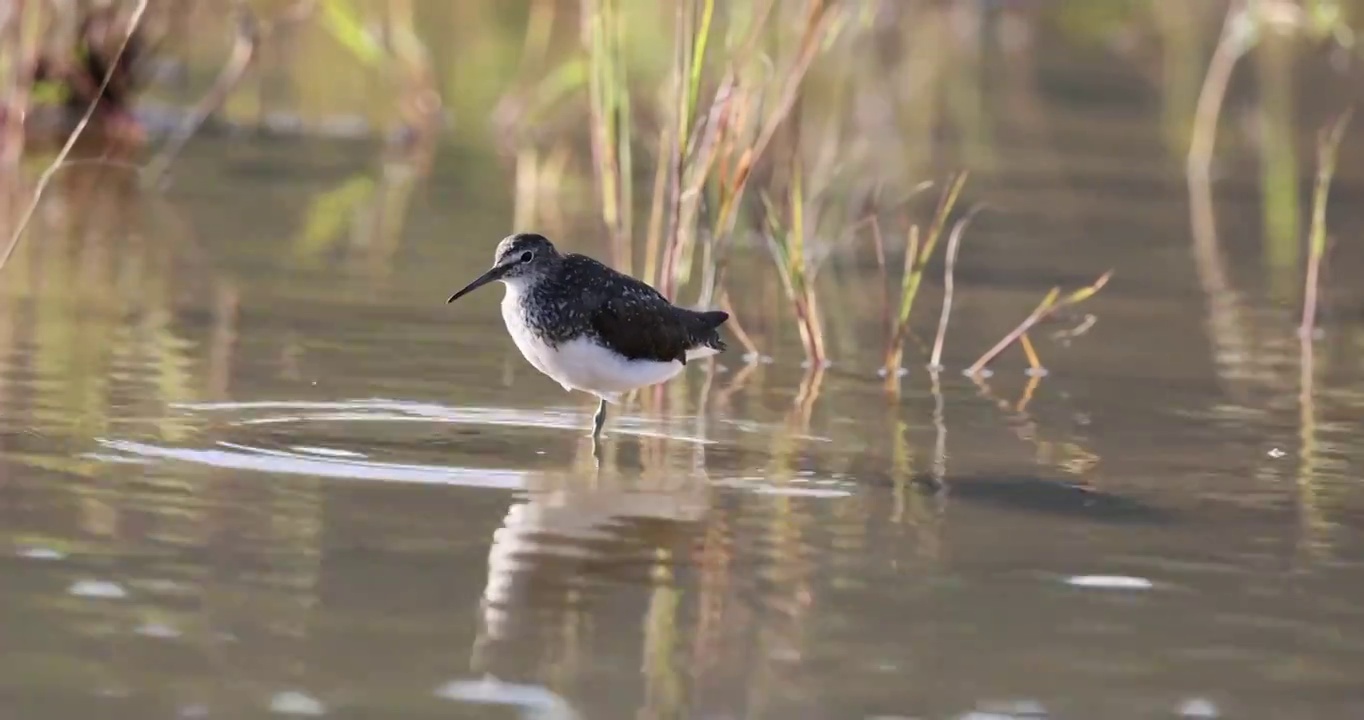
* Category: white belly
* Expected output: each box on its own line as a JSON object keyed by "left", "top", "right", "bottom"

{"left": 500, "top": 285, "right": 712, "bottom": 402}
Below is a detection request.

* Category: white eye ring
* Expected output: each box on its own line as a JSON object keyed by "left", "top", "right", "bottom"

{"left": 520, "top": 251, "right": 533, "bottom": 262}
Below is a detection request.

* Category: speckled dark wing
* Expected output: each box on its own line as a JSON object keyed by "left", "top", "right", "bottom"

{"left": 562, "top": 255, "right": 728, "bottom": 364}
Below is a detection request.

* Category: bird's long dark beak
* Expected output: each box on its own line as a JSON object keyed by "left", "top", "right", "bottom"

{"left": 447, "top": 264, "right": 509, "bottom": 303}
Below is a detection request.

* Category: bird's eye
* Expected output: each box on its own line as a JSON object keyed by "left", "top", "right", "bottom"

{"left": 520, "top": 251, "right": 533, "bottom": 263}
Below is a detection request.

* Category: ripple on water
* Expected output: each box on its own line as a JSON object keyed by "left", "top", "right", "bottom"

{"left": 89, "top": 400, "right": 538, "bottom": 487}
{"left": 88, "top": 398, "right": 831, "bottom": 491}
{"left": 172, "top": 398, "right": 719, "bottom": 443}
{"left": 95, "top": 437, "right": 526, "bottom": 488}
{"left": 100, "top": 399, "right": 639, "bottom": 481}
{"left": 710, "top": 474, "right": 855, "bottom": 498}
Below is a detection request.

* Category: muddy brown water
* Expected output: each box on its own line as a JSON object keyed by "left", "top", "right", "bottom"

{"left": 4, "top": 11, "right": 1364, "bottom": 720}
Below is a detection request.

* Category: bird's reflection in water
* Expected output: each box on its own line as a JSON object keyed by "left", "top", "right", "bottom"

{"left": 471, "top": 431, "right": 711, "bottom": 691}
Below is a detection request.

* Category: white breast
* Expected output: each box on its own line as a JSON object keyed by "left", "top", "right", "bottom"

{"left": 499, "top": 282, "right": 698, "bottom": 403}
{"left": 500, "top": 284, "right": 558, "bottom": 379}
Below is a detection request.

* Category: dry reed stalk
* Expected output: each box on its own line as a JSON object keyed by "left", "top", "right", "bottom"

{"left": 864, "top": 183, "right": 934, "bottom": 367}
{"left": 1018, "top": 332, "right": 1042, "bottom": 374}
{"left": 965, "top": 270, "right": 1113, "bottom": 376}
{"left": 642, "top": 120, "right": 671, "bottom": 284}
{"left": 581, "top": 0, "right": 632, "bottom": 271}
{"left": 146, "top": 6, "right": 263, "bottom": 183}
{"left": 1296, "top": 106, "right": 1336, "bottom": 544}
{"left": 658, "top": 0, "right": 821, "bottom": 300}
{"left": 889, "top": 226, "right": 919, "bottom": 362}
{"left": 1185, "top": 2, "right": 1244, "bottom": 249}
{"left": 1299, "top": 109, "right": 1350, "bottom": 338}
{"left": 883, "top": 171, "right": 967, "bottom": 375}
{"left": 610, "top": 0, "right": 632, "bottom": 272}
{"left": 380, "top": 0, "right": 443, "bottom": 175}
{"left": 655, "top": 0, "right": 716, "bottom": 294}
{"left": 929, "top": 205, "right": 982, "bottom": 370}
{"left": 869, "top": 216, "right": 891, "bottom": 347}
{"left": 718, "top": 291, "right": 760, "bottom": 357}
{"left": 699, "top": 0, "right": 841, "bottom": 307}
{"left": 665, "top": 72, "right": 734, "bottom": 294}
{"left": 0, "top": 0, "right": 149, "bottom": 275}
{"left": 1187, "top": 1, "right": 1347, "bottom": 255}
{"left": 762, "top": 159, "right": 826, "bottom": 366}
{"left": 498, "top": 0, "right": 566, "bottom": 231}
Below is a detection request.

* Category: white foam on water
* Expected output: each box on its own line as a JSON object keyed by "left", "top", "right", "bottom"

{"left": 69, "top": 580, "right": 128, "bottom": 599}
{"left": 17, "top": 546, "right": 66, "bottom": 560}
{"left": 1177, "top": 697, "right": 1220, "bottom": 718}
{"left": 269, "top": 691, "right": 326, "bottom": 716}
{"left": 1064, "top": 574, "right": 1154, "bottom": 590}
{"left": 135, "top": 622, "right": 181, "bottom": 639}
{"left": 434, "top": 678, "right": 579, "bottom": 720}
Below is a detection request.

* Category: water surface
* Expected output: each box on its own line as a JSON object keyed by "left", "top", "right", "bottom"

{"left": 4, "top": 7, "right": 1364, "bottom": 720}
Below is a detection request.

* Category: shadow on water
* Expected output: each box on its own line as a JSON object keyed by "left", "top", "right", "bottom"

{"left": 908, "top": 473, "right": 1175, "bottom": 525}
{"left": 6, "top": 2, "right": 1364, "bottom": 720}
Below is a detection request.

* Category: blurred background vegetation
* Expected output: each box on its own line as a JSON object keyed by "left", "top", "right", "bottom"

{"left": 0, "top": 0, "right": 1361, "bottom": 441}
{"left": 5, "top": 0, "right": 1364, "bottom": 372}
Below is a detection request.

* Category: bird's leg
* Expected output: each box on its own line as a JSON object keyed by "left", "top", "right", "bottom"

{"left": 591, "top": 397, "right": 608, "bottom": 438}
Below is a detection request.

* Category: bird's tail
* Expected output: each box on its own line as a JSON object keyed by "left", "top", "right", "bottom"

{"left": 692, "top": 310, "right": 729, "bottom": 353}
{"left": 698, "top": 310, "right": 729, "bottom": 329}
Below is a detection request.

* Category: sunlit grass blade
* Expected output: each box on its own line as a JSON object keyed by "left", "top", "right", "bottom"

{"left": 319, "top": 0, "right": 384, "bottom": 67}
{"left": 687, "top": 0, "right": 715, "bottom": 123}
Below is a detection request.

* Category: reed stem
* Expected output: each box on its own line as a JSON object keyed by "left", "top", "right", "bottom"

{"left": 1300, "top": 109, "right": 1351, "bottom": 338}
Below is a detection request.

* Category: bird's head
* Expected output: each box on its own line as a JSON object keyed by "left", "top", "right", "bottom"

{"left": 447, "top": 233, "right": 560, "bottom": 303}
